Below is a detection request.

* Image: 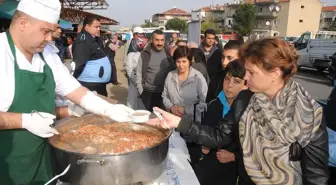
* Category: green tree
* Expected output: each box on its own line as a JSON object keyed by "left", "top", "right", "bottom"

{"left": 327, "top": 19, "right": 336, "bottom": 31}
{"left": 165, "top": 18, "right": 188, "bottom": 33}
{"left": 201, "top": 20, "right": 221, "bottom": 34}
{"left": 232, "top": 4, "right": 257, "bottom": 36}
{"left": 141, "top": 22, "right": 159, "bottom": 28}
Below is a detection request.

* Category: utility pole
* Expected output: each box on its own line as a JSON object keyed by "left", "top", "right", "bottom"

{"left": 60, "top": 0, "right": 64, "bottom": 9}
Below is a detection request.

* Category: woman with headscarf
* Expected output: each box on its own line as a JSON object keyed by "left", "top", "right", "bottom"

{"left": 149, "top": 38, "right": 329, "bottom": 185}
{"left": 125, "top": 36, "right": 148, "bottom": 109}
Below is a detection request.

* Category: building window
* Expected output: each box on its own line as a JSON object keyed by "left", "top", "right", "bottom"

{"left": 325, "top": 18, "right": 333, "bottom": 22}
{"left": 273, "top": 19, "right": 280, "bottom": 26}
{"left": 228, "top": 20, "right": 232, "bottom": 25}
{"left": 301, "top": 5, "right": 304, "bottom": 9}
{"left": 259, "top": 8, "right": 263, "bottom": 13}
{"left": 299, "top": 20, "right": 303, "bottom": 23}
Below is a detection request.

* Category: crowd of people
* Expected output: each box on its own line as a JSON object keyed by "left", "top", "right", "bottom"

{"left": 1, "top": 0, "right": 335, "bottom": 184}
{"left": 124, "top": 27, "right": 336, "bottom": 185}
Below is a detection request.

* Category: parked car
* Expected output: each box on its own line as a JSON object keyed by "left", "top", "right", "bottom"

{"left": 283, "top": 36, "right": 299, "bottom": 44}
{"left": 295, "top": 31, "right": 336, "bottom": 72}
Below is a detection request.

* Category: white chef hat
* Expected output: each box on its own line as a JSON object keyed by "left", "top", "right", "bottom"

{"left": 17, "top": 0, "right": 61, "bottom": 24}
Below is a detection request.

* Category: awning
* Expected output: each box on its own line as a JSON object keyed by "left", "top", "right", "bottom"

{"left": 59, "top": 19, "right": 73, "bottom": 29}
{"left": 0, "top": 0, "right": 72, "bottom": 29}
{"left": 0, "top": 0, "right": 17, "bottom": 19}
{"left": 61, "top": 8, "right": 119, "bottom": 25}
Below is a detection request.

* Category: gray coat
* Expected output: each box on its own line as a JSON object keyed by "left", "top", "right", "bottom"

{"left": 136, "top": 45, "right": 175, "bottom": 94}
{"left": 162, "top": 67, "right": 208, "bottom": 122}
{"left": 125, "top": 51, "right": 141, "bottom": 84}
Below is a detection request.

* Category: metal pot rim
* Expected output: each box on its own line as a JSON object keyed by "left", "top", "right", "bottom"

{"left": 48, "top": 119, "right": 173, "bottom": 157}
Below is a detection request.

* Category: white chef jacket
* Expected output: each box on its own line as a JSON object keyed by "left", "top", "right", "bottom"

{"left": 0, "top": 32, "right": 81, "bottom": 112}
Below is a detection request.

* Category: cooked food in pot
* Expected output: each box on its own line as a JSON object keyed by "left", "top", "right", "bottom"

{"left": 49, "top": 122, "right": 166, "bottom": 155}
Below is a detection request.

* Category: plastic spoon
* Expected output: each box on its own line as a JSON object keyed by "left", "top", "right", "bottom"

{"left": 153, "top": 109, "right": 170, "bottom": 129}
{"left": 44, "top": 164, "right": 71, "bottom": 185}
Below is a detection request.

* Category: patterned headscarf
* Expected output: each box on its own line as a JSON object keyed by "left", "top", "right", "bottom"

{"left": 239, "top": 80, "right": 323, "bottom": 185}
{"left": 128, "top": 36, "right": 148, "bottom": 54}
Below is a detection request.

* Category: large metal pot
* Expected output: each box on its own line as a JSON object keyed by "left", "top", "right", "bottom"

{"left": 49, "top": 114, "right": 172, "bottom": 185}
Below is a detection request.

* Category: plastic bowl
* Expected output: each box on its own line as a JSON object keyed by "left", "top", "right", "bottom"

{"left": 129, "top": 110, "right": 151, "bottom": 123}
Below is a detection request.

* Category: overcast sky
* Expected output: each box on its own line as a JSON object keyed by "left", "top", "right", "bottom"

{"left": 90, "top": 0, "right": 335, "bottom": 26}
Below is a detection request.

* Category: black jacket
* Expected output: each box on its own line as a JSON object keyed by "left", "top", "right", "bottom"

{"left": 193, "top": 97, "right": 237, "bottom": 185}
{"left": 177, "top": 89, "right": 329, "bottom": 185}
{"left": 72, "top": 30, "right": 107, "bottom": 78}
{"left": 205, "top": 49, "right": 223, "bottom": 80}
{"left": 54, "top": 38, "right": 66, "bottom": 61}
{"left": 199, "top": 45, "right": 223, "bottom": 79}
{"left": 326, "top": 87, "right": 336, "bottom": 131}
{"left": 325, "top": 88, "right": 336, "bottom": 185}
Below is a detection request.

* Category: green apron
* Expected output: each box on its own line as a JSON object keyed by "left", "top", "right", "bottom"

{"left": 0, "top": 32, "right": 56, "bottom": 185}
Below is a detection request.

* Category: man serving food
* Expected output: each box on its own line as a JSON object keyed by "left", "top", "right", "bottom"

{"left": 0, "top": 0, "right": 133, "bottom": 184}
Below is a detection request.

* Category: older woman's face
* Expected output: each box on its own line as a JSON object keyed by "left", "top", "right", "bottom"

{"left": 176, "top": 57, "right": 190, "bottom": 73}
{"left": 244, "top": 61, "right": 274, "bottom": 93}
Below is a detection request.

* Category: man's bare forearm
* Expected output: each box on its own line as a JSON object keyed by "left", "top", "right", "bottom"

{"left": 0, "top": 112, "right": 22, "bottom": 130}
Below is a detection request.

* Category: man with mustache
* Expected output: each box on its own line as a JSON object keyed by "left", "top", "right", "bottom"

{"left": 136, "top": 29, "right": 175, "bottom": 111}
{"left": 0, "top": 0, "right": 133, "bottom": 184}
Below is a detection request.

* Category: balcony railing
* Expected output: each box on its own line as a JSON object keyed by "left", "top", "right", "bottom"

{"left": 256, "top": 24, "right": 278, "bottom": 30}
{"left": 256, "top": 11, "right": 278, "bottom": 18}
{"left": 214, "top": 17, "right": 225, "bottom": 21}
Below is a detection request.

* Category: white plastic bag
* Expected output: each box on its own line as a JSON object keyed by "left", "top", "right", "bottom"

{"left": 169, "top": 131, "right": 190, "bottom": 161}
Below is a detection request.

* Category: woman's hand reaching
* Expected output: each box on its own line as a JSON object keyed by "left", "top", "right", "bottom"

{"left": 147, "top": 107, "right": 182, "bottom": 129}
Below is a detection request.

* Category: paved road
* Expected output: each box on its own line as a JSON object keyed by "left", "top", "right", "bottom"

{"left": 293, "top": 67, "right": 333, "bottom": 102}
{"left": 106, "top": 46, "right": 129, "bottom": 104}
